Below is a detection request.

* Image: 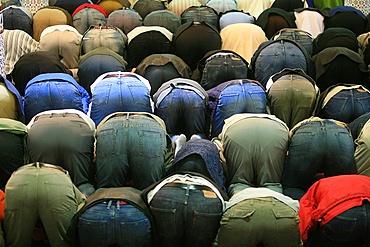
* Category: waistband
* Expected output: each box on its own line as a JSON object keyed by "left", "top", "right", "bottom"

{"left": 18, "top": 162, "right": 69, "bottom": 175}
{"left": 34, "top": 112, "right": 82, "bottom": 120}
{"left": 164, "top": 182, "right": 212, "bottom": 191}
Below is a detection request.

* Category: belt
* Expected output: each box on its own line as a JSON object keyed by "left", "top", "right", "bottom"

{"left": 20, "top": 162, "right": 69, "bottom": 175}
{"left": 102, "top": 73, "right": 141, "bottom": 80}
{"left": 35, "top": 112, "right": 81, "bottom": 120}
{"left": 164, "top": 182, "right": 212, "bottom": 191}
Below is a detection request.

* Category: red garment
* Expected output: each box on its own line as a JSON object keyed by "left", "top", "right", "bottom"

{"left": 0, "top": 190, "right": 4, "bottom": 222}
{"left": 72, "top": 3, "right": 108, "bottom": 17}
{"left": 299, "top": 174, "right": 370, "bottom": 243}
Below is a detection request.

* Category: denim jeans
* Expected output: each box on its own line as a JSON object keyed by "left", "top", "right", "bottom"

{"left": 150, "top": 186, "right": 222, "bottom": 247}
{"left": 73, "top": 7, "right": 107, "bottom": 35}
{"left": 154, "top": 88, "right": 207, "bottom": 139}
{"left": 282, "top": 119, "right": 355, "bottom": 200}
{"left": 210, "top": 82, "right": 267, "bottom": 138}
{"left": 90, "top": 76, "right": 152, "bottom": 126}
{"left": 78, "top": 201, "right": 152, "bottom": 247}
{"left": 81, "top": 27, "right": 126, "bottom": 56}
{"left": 319, "top": 87, "right": 370, "bottom": 124}
{"left": 307, "top": 201, "right": 370, "bottom": 247}
{"left": 24, "top": 73, "right": 90, "bottom": 124}
{"left": 254, "top": 40, "right": 308, "bottom": 87}
{"left": 96, "top": 114, "right": 167, "bottom": 190}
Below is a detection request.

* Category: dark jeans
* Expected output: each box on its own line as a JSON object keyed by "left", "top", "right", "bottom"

{"left": 319, "top": 87, "right": 370, "bottom": 124}
{"left": 282, "top": 119, "right": 355, "bottom": 200}
{"left": 306, "top": 201, "right": 370, "bottom": 247}
{"left": 78, "top": 201, "right": 152, "bottom": 247}
{"left": 150, "top": 186, "right": 222, "bottom": 247}
{"left": 155, "top": 88, "right": 207, "bottom": 139}
{"left": 96, "top": 114, "right": 167, "bottom": 190}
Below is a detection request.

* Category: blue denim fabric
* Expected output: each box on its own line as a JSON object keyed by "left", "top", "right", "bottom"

{"left": 282, "top": 119, "right": 355, "bottom": 200}
{"left": 307, "top": 201, "right": 370, "bottom": 247}
{"left": 96, "top": 114, "right": 166, "bottom": 189}
{"left": 77, "top": 54, "right": 127, "bottom": 96}
{"left": 78, "top": 201, "right": 152, "bottom": 247}
{"left": 210, "top": 82, "right": 267, "bottom": 138}
{"left": 254, "top": 41, "right": 308, "bottom": 87}
{"left": 319, "top": 88, "right": 370, "bottom": 124}
{"left": 90, "top": 76, "right": 152, "bottom": 126}
{"left": 24, "top": 73, "right": 90, "bottom": 124}
{"left": 150, "top": 186, "right": 223, "bottom": 247}
{"left": 73, "top": 7, "right": 107, "bottom": 35}
{"left": 154, "top": 88, "right": 207, "bottom": 139}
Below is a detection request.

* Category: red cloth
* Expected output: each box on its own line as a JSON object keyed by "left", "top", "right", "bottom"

{"left": 72, "top": 3, "right": 108, "bottom": 17}
{"left": 299, "top": 174, "right": 370, "bottom": 243}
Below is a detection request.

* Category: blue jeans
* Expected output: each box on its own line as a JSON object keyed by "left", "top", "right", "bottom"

{"left": 210, "top": 82, "right": 266, "bottom": 138}
{"left": 282, "top": 119, "right": 355, "bottom": 200}
{"left": 24, "top": 73, "right": 90, "bottom": 124}
{"left": 254, "top": 40, "right": 308, "bottom": 87}
{"left": 72, "top": 7, "right": 107, "bottom": 35}
{"left": 319, "top": 87, "right": 370, "bottom": 124}
{"left": 78, "top": 201, "right": 152, "bottom": 247}
{"left": 90, "top": 76, "right": 152, "bottom": 126}
{"left": 307, "top": 201, "right": 370, "bottom": 247}
{"left": 95, "top": 114, "right": 166, "bottom": 190}
{"left": 150, "top": 186, "right": 222, "bottom": 247}
{"left": 155, "top": 88, "right": 207, "bottom": 139}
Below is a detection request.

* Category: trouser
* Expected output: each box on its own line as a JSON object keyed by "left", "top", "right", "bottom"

{"left": 78, "top": 201, "right": 152, "bottom": 247}
{"left": 155, "top": 88, "right": 207, "bottom": 139}
{"left": 27, "top": 112, "right": 96, "bottom": 195}
{"left": 4, "top": 163, "right": 85, "bottom": 247}
{"left": 211, "top": 82, "right": 266, "bottom": 138}
{"left": 307, "top": 201, "right": 370, "bottom": 247}
{"left": 355, "top": 122, "right": 370, "bottom": 176}
{"left": 319, "top": 87, "right": 370, "bottom": 124}
{"left": 282, "top": 119, "right": 355, "bottom": 200}
{"left": 267, "top": 74, "right": 317, "bottom": 129}
{"left": 96, "top": 114, "right": 167, "bottom": 190}
{"left": 0, "top": 130, "right": 26, "bottom": 190}
{"left": 150, "top": 185, "right": 222, "bottom": 247}
{"left": 223, "top": 117, "right": 289, "bottom": 195}
{"left": 39, "top": 30, "right": 81, "bottom": 69}
{"left": 214, "top": 197, "right": 301, "bottom": 247}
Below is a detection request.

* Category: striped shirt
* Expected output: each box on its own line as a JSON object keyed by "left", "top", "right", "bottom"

{"left": 4, "top": 29, "right": 39, "bottom": 75}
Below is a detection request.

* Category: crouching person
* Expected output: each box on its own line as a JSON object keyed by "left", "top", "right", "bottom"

{"left": 4, "top": 162, "right": 85, "bottom": 247}
{"left": 68, "top": 187, "right": 153, "bottom": 247}
{"left": 213, "top": 187, "right": 301, "bottom": 247}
